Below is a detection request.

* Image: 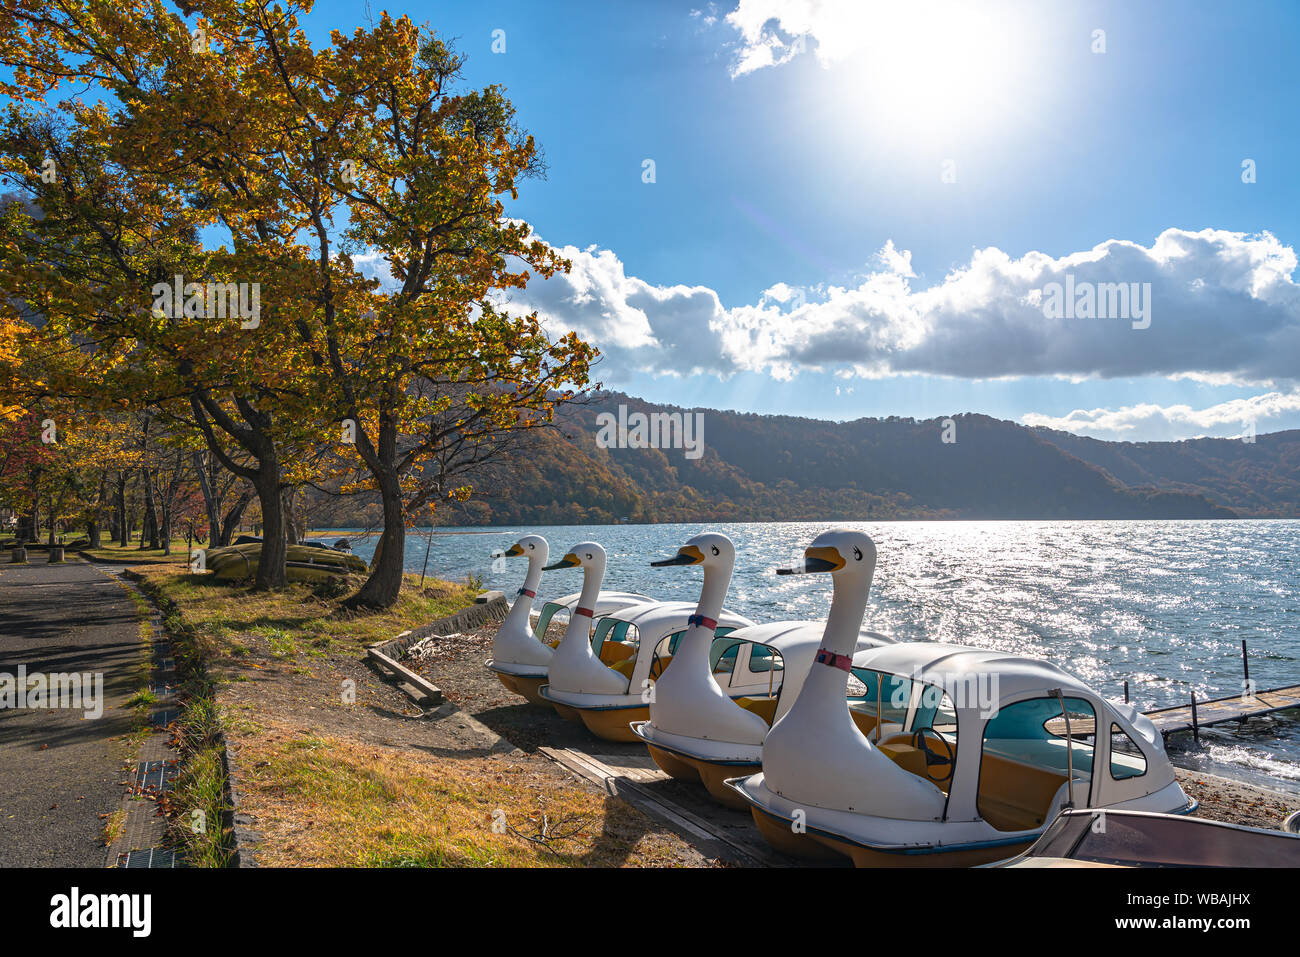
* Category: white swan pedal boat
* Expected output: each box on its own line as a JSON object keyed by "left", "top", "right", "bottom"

{"left": 484, "top": 535, "right": 650, "bottom": 706}
{"left": 538, "top": 600, "right": 755, "bottom": 741}
{"left": 536, "top": 537, "right": 753, "bottom": 740}
{"left": 729, "top": 633, "right": 1197, "bottom": 865}
{"left": 627, "top": 530, "right": 892, "bottom": 808}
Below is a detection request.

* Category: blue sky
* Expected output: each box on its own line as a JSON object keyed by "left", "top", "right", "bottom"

{"left": 248, "top": 2, "right": 1300, "bottom": 438}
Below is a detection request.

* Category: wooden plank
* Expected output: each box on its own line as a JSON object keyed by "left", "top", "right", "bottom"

{"left": 366, "top": 646, "right": 445, "bottom": 706}
{"left": 539, "top": 746, "right": 772, "bottom": 867}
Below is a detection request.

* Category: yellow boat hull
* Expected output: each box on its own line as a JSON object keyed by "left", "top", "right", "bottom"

{"left": 576, "top": 705, "right": 649, "bottom": 743}
{"left": 551, "top": 701, "right": 584, "bottom": 722}
{"left": 494, "top": 672, "right": 550, "bottom": 707}
{"left": 645, "top": 746, "right": 758, "bottom": 809}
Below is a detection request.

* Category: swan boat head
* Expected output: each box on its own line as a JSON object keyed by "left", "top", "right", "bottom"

{"left": 640, "top": 532, "right": 773, "bottom": 745}
{"left": 487, "top": 534, "right": 554, "bottom": 673}
{"left": 541, "top": 542, "right": 632, "bottom": 695}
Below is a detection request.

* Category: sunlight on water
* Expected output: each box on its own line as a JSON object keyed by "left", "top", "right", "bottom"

{"left": 344, "top": 519, "right": 1300, "bottom": 792}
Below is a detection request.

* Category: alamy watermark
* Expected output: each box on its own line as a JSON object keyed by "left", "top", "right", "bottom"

{"left": 595, "top": 404, "right": 704, "bottom": 460}
{"left": 0, "top": 666, "right": 104, "bottom": 719}
{"left": 887, "top": 668, "right": 1001, "bottom": 720}
{"left": 49, "top": 887, "right": 150, "bottom": 937}
{"left": 151, "top": 274, "right": 261, "bottom": 329}
{"left": 1038, "top": 273, "right": 1151, "bottom": 330}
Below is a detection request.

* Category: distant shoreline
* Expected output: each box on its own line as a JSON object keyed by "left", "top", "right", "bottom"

{"left": 311, "top": 517, "right": 1299, "bottom": 536}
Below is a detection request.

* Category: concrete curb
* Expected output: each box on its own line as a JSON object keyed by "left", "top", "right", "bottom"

{"left": 374, "top": 595, "right": 510, "bottom": 659}
{"left": 222, "top": 736, "right": 261, "bottom": 867}
{"left": 120, "top": 567, "right": 247, "bottom": 867}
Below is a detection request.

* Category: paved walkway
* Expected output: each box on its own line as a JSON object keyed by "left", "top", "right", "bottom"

{"left": 0, "top": 558, "right": 141, "bottom": 866}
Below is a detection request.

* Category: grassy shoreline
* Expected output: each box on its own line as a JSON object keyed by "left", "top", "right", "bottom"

{"left": 128, "top": 565, "right": 706, "bottom": 867}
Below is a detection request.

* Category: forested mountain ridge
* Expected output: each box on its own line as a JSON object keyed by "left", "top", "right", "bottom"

{"left": 1033, "top": 426, "right": 1300, "bottom": 519}
{"left": 298, "top": 391, "right": 1300, "bottom": 527}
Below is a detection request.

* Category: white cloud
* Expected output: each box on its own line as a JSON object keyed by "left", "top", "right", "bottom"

{"left": 506, "top": 226, "right": 1300, "bottom": 391}
{"left": 723, "top": 0, "right": 866, "bottom": 76}
{"left": 1021, "top": 392, "right": 1300, "bottom": 442}
{"left": 355, "top": 222, "right": 1300, "bottom": 439}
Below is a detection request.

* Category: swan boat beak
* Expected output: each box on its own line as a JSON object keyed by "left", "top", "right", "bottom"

{"left": 504, "top": 543, "right": 525, "bottom": 557}
{"left": 650, "top": 544, "right": 706, "bottom": 567}
{"left": 777, "top": 545, "right": 845, "bottom": 575}
{"left": 542, "top": 553, "right": 582, "bottom": 571}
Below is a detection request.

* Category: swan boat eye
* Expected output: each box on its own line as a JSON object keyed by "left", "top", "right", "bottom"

{"left": 711, "top": 545, "right": 720, "bottom": 556}
{"left": 853, "top": 546, "right": 863, "bottom": 561}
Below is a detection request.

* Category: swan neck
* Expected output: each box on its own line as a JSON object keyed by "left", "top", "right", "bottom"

{"left": 822, "top": 572, "right": 871, "bottom": 654}
{"left": 522, "top": 555, "right": 544, "bottom": 595}
{"left": 695, "top": 560, "right": 732, "bottom": 622}
{"left": 578, "top": 559, "right": 605, "bottom": 609}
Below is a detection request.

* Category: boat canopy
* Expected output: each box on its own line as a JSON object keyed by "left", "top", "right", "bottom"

{"left": 844, "top": 642, "right": 1180, "bottom": 823}
{"left": 590, "top": 600, "right": 755, "bottom": 693}
{"left": 849, "top": 643, "right": 1096, "bottom": 703}
{"left": 531, "top": 590, "right": 651, "bottom": 640}
{"left": 708, "top": 622, "right": 895, "bottom": 721}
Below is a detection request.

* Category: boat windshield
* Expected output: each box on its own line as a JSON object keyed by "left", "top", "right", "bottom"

{"left": 978, "top": 696, "right": 1097, "bottom": 832}
{"left": 705, "top": 638, "right": 785, "bottom": 697}
{"left": 589, "top": 619, "right": 639, "bottom": 673}
{"left": 532, "top": 603, "right": 569, "bottom": 642}
{"left": 1028, "top": 811, "right": 1300, "bottom": 867}
{"left": 847, "top": 668, "right": 959, "bottom": 793}
{"left": 845, "top": 669, "right": 944, "bottom": 732}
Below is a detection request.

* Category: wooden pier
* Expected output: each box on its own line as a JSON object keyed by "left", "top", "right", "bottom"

{"left": 1145, "top": 684, "right": 1300, "bottom": 738}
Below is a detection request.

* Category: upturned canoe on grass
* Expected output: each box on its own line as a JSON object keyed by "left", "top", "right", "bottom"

{"left": 202, "top": 542, "right": 367, "bottom": 582}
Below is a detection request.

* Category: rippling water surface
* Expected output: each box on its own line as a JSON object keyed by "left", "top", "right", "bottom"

{"left": 343, "top": 519, "right": 1300, "bottom": 793}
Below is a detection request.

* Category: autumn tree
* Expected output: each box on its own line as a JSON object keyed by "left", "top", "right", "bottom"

{"left": 0, "top": 1, "right": 595, "bottom": 605}
{"left": 0, "top": 6, "right": 333, "bottom": 587}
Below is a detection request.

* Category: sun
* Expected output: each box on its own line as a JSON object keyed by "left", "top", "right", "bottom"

{"left": 827, "top": 2, "right": 1040, "bottom": 146}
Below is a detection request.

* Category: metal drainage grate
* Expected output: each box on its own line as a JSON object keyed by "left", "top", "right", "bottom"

{"left": 135, "top": 760, "right": 178, "bottom": 792}
{"left": 117, "top": 847, "right": 185, "bottom": 869}
{"left": 148, "top": 679, "right": 176, "bottom": 695}
{"left": 150, "top": 708, "right": 180, "bottom": 728}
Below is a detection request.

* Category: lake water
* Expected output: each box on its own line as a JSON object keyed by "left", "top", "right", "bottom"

{"left": 340, "top": 519, "right": 1300, "bottom": 794}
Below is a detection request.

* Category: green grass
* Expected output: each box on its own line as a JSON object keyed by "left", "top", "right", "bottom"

{"left": 129, "top": 565, "right": 479, "bottom": 867}
{"left": 165, "top": 676, "right": 235, "bottom": 868}
{"left": 133, "top": 566, "right": 480, "bottom": 658}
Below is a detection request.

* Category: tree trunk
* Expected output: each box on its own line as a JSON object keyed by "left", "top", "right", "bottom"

{"left": 349, "top": 466, "right": 405, "bottom": 609}
{"left": 115, "top": 474, "right": 129, "bottom": 546}
{"left": 141, "top": 468, "right": 160, "bottom": 549}
{"left": 193, "top": 451, "right": 223, "bottom": 545}
{"left": 219, "top": 489, "right": 252, "bottom": 547}
{"left": 251, "top": 460, "right": 287, "bottom": 590}
{"left": 88, "top": 474, "right": 107, "bottom": 548}
{"left": 282, "top": 487, "right": 300, "bottom": 545}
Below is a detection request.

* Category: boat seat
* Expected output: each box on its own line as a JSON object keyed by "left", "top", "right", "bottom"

{"left": 648, "top": 654, "right": 673, "bottom": 679}
{"left": 849, "top": 709, "right": 879, "bottom": 739}
{"left": 869, "top": 732, "right": 952, "bottom": 794}
{"left": 977, "top": 751, "right": 1070, "bottom": 832}
{"left": 598, "top": 641, "right": 636, "bottom": 666}
{"left": 734, "top": 696, "right": 778, "bottom": 726}
{"left": 610, "top": 657, "right": 636, "bottom": 678}
{"left": 878, "top": 742, "right": 928, "bottom": 779}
